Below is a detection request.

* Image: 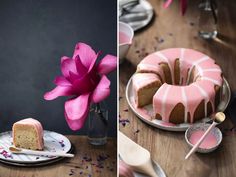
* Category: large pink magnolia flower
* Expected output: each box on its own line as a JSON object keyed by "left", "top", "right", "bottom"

{"left": 163, "top": 0, "right": 187, "bottom": 15}
{"left": 44, "top": 43, "right": 117, "bottom": 131}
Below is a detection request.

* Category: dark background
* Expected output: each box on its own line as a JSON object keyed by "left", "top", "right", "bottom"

{"left": 0, "top": 0, "right": 117, "bottom": 136}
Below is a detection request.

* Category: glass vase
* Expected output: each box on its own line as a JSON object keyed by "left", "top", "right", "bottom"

{"left": 88, "top": 102, "right": 108, "bottom": 145}
{"left": 198, "top": 0, "right": 218, "bottom": 39}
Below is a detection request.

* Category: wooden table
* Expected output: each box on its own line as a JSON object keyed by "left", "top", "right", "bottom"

{"left": 119, "top": 0, "right": 236, "bottom": 176}
{"left": 0, "top": 136, "right": 117, "bottom": 177}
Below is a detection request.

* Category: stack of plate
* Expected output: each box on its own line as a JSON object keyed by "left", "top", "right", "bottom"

{"left": 119, "top": 0, "right": 154, "bottom": 31}
{"left": 0, "top": 130, "right": 73, "bottom": 166}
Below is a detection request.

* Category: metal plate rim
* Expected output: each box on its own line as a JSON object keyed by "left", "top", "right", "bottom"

{"left": 126, "top": 75, "right": 231, "bottom": 132}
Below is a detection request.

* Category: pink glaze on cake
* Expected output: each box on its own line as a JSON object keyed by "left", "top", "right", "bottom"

{"left": 132, "top": 73, "right": 161, "bottom": 91}
{"left": 13, "top": 118, "right": 44, "bottom": 149}
{"left": 136, "top": 48, "right": 223, "bottom": 124}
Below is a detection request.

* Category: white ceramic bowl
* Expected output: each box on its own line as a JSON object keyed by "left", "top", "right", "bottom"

{"left": 185, "top": 123, "right": 222, "bottom": 153}
{"left": 119, "top": 21, "right": 134, "bottom": 63}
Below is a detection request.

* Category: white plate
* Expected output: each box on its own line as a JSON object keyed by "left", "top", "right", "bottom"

{"left": 0, "top": 130, "right": 71, "bottom": 163}
{"left": 134, "top": 160, "right": 166, "bottom": 177}
{"left": 119, "top": 0, "right": 154, "bottom": 31}
{"left": 126, "top": 75, "right": 231, "bottom": 131}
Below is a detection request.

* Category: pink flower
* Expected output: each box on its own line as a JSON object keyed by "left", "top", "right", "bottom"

{"left": 163, "top": 0, "right": 187, "bottom": 15}
{"left": 44, "top": 43, "right": 117, "bottom": 131}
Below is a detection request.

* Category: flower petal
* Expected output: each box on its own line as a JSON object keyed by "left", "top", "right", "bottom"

{"left": 180, "top": 0, "right": 187, "bottom": 15}
{"left": 73, "top": 43, "right": 97, "bottom": 71}
{"left": 61, "top": 56, "right": 70, "bottom": 64}
{"left": 44, "top": 86, "right": 73, "bottom": 100}
{"left": 61, "top": 58, "right": 77, "bottom": 78}
{"left": 91, "top": 75, "right": 110, "bottom": 103}
{"left": 54, "top": 76, "right": 71, "bottom": 86}
{"left": 64, "top": 93, "right": 90, "bottom": 130}
{"left": 97, "top": 54, "right": 117, "bottom": 75}
{"left": 163, "top": 0, "right": 173, "bottom": 8}
{"left": 69, "top": 71, "right": 79, "bottom": 83}
{"left": 75, "top": 55, "right": 87, "bottom": 76}
{"left": 72, "top": 73, "right": 96, "bottom": 95}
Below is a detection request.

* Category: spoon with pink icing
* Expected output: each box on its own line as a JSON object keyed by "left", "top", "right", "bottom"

{"left": 119, "top": 132, "right": 158, "bottom": 177}
{"left": 185, "top": 112, "right": 225, "bottom": 160}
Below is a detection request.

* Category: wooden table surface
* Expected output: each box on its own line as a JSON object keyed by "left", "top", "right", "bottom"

{"left": 119, "top": 0, "right": 236, "bottom": 177}
{"left": 0, "top": 136, "right": 117, "bottom": 177}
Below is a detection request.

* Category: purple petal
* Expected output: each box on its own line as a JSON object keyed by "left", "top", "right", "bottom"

{"left": 180, "top": 0, "right": 187, "bottom": 15}
{"left": 69, "top": 71, "right": 79, "bottom": 83}
{"left": 44, "top": 86, "right": 73, "bottom": 100}
{"left": 54, "top": 76, "right": 71, "bottom": 86}
{"left": 61, "top": 56, "right": 70, "bottom": 63}
{"left": 97, "top": 54, "right": 117, "bottom": 75}
{"left": 64, "top": 93, "right": 90, "bottom": 130}
{"left": 91, "top": 75, "right": 110, "bottom": 103}
{"left": 72, "top": 73, "right": 96, "bottom": 95}
{"left": 73, "top": 43, "right": 98, "bottom": 71}
{"left": 61, "top": 58, "right": 77, "bottom": 78}
{"left": 163, "top": 0, "right": 173, "bottom": 8}
{"left": 75, "top": 55, "right": 87, "bottom": 76}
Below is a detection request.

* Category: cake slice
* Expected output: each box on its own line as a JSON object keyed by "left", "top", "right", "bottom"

{"left": 12, "top": 118, "right": 44, "bottom": 150}
{"left": 133, "top": 73, "right": 162, "bottom": 107}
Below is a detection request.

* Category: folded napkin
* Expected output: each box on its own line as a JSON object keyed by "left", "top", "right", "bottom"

{"left": 173, "top": 156, "right": 211, "bottom": 177}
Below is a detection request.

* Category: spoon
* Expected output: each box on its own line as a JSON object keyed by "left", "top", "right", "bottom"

{"left": 9, "top": 147, "right": 74, "bottom": 158}
{"left": 119, "top": 132, "right": 158, "bottom": 177}
{"left": 185, "top": 112, "right": 225, "bottom": 159}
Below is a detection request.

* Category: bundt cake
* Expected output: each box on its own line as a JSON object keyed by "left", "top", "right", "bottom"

{"left": 13, "top": 118, "right": 44, "bottom": 150}
{"left": 133, "top": 48, "right": 223, "bottom": 124}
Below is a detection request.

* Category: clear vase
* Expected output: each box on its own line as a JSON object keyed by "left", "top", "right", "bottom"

{"left": 88, "top": 102, "right": 108, "bottom": 145}
{"left": 198, "top": 0, "right": 218, "bottom": 39}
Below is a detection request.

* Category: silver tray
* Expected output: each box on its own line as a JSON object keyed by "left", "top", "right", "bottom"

{"left": 119, "top": 0, "right": 154, "bottom": 31}
{"left": 126, "top": 76, "right": 231, "bottom": 131}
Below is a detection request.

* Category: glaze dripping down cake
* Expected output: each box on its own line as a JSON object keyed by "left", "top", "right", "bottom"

{"left": 133, "top": 48, "right": 223, "bottom": 124}
{"left": 13, "top": 118, "right": 44, "bottom": 150}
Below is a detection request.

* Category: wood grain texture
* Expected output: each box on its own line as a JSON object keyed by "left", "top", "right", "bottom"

{"left": 0, "top": 136, "right": 117, "bottom": 177}
{"left": 119, "top": 0, "right": 236, "bottom": 176}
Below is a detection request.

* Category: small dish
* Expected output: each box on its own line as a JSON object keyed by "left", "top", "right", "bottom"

{"left": 185, "top": 123, "right": 222, "bottom": 153}
{"left": 119, "top": 21, "right": 134, "bottom": 63}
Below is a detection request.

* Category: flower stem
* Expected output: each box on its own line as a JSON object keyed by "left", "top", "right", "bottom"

{"left": 95, "top": 103, "right": 108, "bottom": 126}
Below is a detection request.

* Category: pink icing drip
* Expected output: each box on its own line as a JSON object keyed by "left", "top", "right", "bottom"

{"left": 137, "top": 53, "right": 167, "bottom": 82}
{"left": 139, "top": 48, "right": 222, "bottom": 124}
{"left": 15, "top": 118, "right": 44, "bottom": 149}
{"left": 164, "top": 85, "right": 184, "bottom": 122}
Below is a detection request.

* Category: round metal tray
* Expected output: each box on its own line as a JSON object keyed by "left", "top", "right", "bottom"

{"left": 126, "top": 76, "right": 231, "bottom": 131}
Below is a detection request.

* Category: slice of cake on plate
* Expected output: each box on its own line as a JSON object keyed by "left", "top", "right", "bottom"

{"left": 133, "top": 73, "right": 162, "bottom": 107}
{"left": 12, "top": 118, "right": 44, "bottom": 150}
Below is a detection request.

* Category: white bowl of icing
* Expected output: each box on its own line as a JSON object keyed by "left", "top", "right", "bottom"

{"left": 185, "top": 123, "right": 222, "bottom": 153}
{"left": 119, "top": 21, "right": 134, "bottom": 63}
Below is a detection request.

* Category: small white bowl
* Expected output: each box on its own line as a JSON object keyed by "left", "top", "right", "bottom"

{"left": 185, "top": 123, "right": 222, "bottom": 153}
{"left": 119, "top": 21, "right": 134, "bottom": 63}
